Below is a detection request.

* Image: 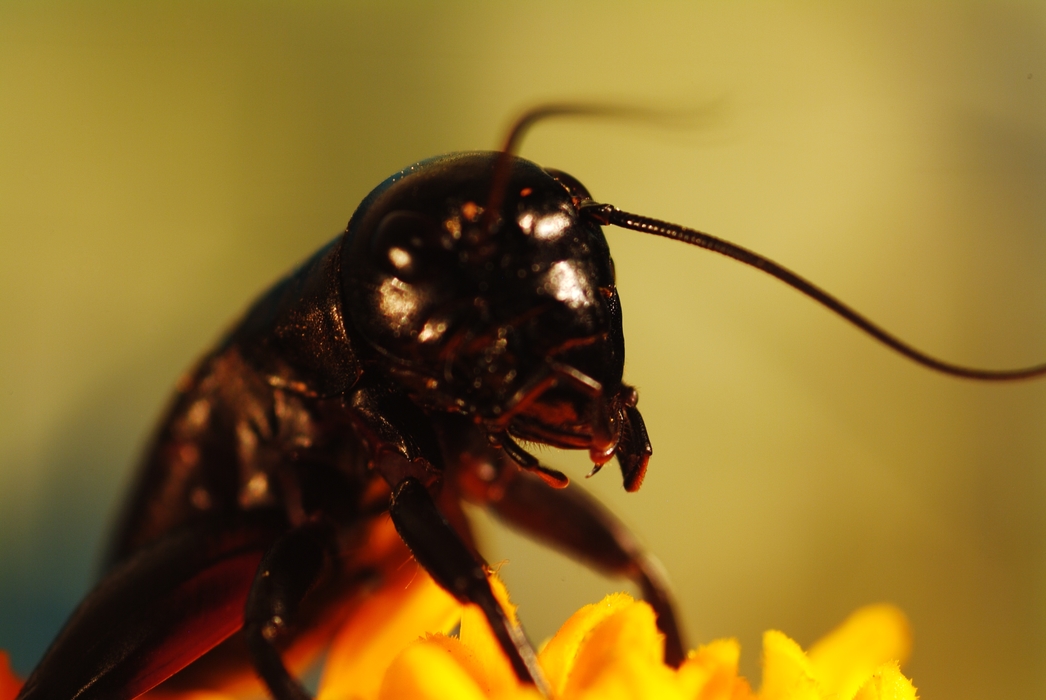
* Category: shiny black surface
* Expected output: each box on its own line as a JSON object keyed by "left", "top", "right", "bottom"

{"left": 18, "top": 152, "right": 673, "bottom": 700}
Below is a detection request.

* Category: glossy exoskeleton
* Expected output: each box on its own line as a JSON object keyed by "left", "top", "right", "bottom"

{"left": 17, "top": 152, "right": 678, "bottom": 700}
{"left": 17, "top": 135, "right": 1046, "bottom": 700}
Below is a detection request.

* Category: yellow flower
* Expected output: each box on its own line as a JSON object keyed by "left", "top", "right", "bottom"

{"left": 0, "top": 568, "right": 917, "bottom": 700}
{"left": 317, "top": 571, "right": 918, "bottom": 700}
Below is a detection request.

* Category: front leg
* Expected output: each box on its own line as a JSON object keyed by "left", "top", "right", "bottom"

{"left": 349, "top": 382, "right": 547, "bottom": 691}
{"left": 389, "top": 477, "right": 550, "bottom": 696}
{"left": 479, "top": 463, "right": 686, "bottom": 666}
{"left": 438, "top": 415, "right": 685, "bottom": 666}
{"left": 244, "top": 520, "right": 335, "bottom": 700}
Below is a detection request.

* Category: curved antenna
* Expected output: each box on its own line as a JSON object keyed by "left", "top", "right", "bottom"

{"left": 482, "top": 103, "right": 684, "bottom": 234}
{"left": 582, "top": 203, "right": 1046, "bottom": 381}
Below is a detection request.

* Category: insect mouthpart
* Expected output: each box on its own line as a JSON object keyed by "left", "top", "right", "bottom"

{"left": 487, "top": 372, "right": 648, "bottom": 492}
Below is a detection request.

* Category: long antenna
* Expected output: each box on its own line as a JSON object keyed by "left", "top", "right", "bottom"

{"left": 482, "top": 104, "right": 675, "bottom": 234}
{"left": 493, "top": 103, "right": 1046, "bottom": 381}
{"left": 582, "top": 203, "right": 1046, "bottom": 381}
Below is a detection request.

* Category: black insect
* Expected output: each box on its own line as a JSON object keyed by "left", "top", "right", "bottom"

{"left": 16, "top": 107, "right": 1046, "bottom": 700}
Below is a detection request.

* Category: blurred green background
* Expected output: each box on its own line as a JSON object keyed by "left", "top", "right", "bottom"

{"left": 1, "top": 2, "right": 1044, "bottom": 697}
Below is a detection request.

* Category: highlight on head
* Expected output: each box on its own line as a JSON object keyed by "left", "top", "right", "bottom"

{"left": 492, "top": 103, "right": 1046, "bottom": 382}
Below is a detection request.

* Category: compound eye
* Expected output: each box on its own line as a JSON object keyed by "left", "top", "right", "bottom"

{"left": 371, "top": 211, "right": 446, "bottom": 282}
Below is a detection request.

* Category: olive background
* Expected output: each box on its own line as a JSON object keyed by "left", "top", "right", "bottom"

{"left": 1, "top": 2, "right": 1044, "bottom": 698}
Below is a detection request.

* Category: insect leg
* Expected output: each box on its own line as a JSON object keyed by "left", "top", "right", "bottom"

{"left": 243, "top": 520, "right": 335, "bottom": 700}
{"left": 388, "top": 477, "right": 550, "bottom": 695}
{"left": 484, "top": 466, "right": 685, "bottom": 666}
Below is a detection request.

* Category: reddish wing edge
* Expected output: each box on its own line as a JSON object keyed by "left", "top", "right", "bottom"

{"left": 126, "top": 552, "right": 263, "bottom": 698}
{"left": 17, "top": 517, "right": 280, "bottom": 700}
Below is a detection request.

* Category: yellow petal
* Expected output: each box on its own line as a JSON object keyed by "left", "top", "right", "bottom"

{"left": 676, "top": 639, "right": 755, "bottom": 700}
{"left": 538, "top": 592, "right": 636, "bottom": 696}
{"left": 758, "top": 630, "right": 821, "bottom": 700}
{"left": 572, "top": 653, "right": 687, "bottom": 700}
{"left": 807, "top": 605, "right": 912, "bottom": 700}
{"left": 459, "top": 574, "right": 524, "bottom": 697}
{"left": 561, "top": 599, "right": 668, "bottom": 698}
{"left": 851, "top": 662, "right": 918, "bottom": 700}
{"left": 378, "top": 637, "right": 489, "bottom": 700}
{"left": 318, "top": 568, "right": 462, "bottom": 700}
{"left": 379, "top": 632, "right": 545, "bottom": 700}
